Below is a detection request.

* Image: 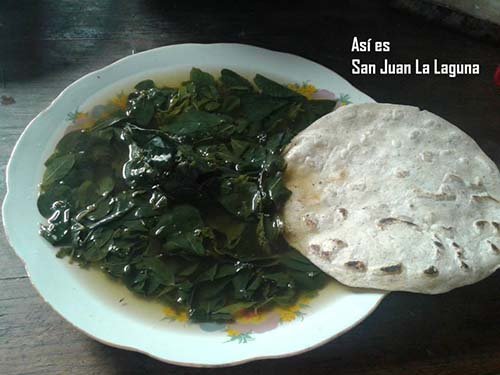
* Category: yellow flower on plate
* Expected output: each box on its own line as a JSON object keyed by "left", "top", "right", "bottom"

{"left": 163, "top": 306, "right": 177, "bottom": 318}
{"left": 75, "top": 112, "right": 96, "bottom": 129}
{"left": 163, "top": 306, "right": 188, "bottom": 322}
{"left": 277, "top": 309, "right": 297, "bottom": 323}
{"left": 288, "top": 83, "right": 317, "bottom": 99}
{"left": 75, "top": 112, "right": 88, "bottom": 120}
{"left": 226, "top": 329, "right": 240, "bottom": 337}
{"left": 176, "top": 311, "right": 189, "bottom": 323}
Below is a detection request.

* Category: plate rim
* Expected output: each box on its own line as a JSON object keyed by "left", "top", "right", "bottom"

{"left": 2, "top": 43, "right": 388, "bottom": 367}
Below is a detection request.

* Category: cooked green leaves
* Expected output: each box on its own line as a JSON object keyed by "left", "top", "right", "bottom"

{"left": 220, "top": 69, "right": 253, "bottom": 91}
{"left": 154, "top": 205, "right": 207, "bottom": 256}
{"left": 163, "top": 111, "right": 233, "bottom": 140}
{"left": 38, "top": 68, "right": 336, "bottom": 322}
{"left": 218, "top": 175, "right": 260, "bottom": 219}
{"left": 42, "top": 153, "right": 75, "bottom": 186}
{"left": 254, "top": 74, "right": 303, "bottom": 98}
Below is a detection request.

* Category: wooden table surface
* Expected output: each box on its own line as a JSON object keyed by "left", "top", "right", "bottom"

{"left": 1, "top": 1, "right": 499, "bottom": 374}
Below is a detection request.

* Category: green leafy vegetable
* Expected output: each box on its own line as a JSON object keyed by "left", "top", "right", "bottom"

{"left": 163, "top": 111, "right": 232, "bottom": 140}
{"left": 218, "top": 175, "right": 260, "bottom": 219}
{"left": 254, "top": 74, "right": 302, "bottom": 98}
{"left": 42, "top": 153, "right": 75, "bottom": 186}
{"left": 220, "top": 69, "right": 253, "bottom": 91}
{"left": 154, "top": 205, "right": 207, "bottom": 256}
{"left": 38, "top": 68, "right": 337, "bottom": 322}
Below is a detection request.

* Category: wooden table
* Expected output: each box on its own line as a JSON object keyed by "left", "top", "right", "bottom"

{"left": 1, "top": 1, "right": 499, "bottom": 374}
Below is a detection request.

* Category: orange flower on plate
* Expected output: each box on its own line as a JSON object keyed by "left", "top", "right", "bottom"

{"left": 111, "top": 92, "right": 128, "bottom": 110}
{"left": 73, "top": 112, "right": 94, "bottom": 129}
{"left": 230, "top": 310, "right": 281, "bottom": 334}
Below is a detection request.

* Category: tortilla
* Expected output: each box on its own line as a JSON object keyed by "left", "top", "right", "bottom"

{"left": 283, "top": 103, "right": 500, "bottom": 294}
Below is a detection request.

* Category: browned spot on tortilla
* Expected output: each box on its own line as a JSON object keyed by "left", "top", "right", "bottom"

{"left": 345, "top": 261, "right": 366, "bottom": 271}
{"left": 319, "top": 250, "right": 332, "bottom": 261}
{"left": 337, "top": 208, "right": 348, "bottom": 219}
{"left": 304, "top": 216, "right": 318, "bottom": 230}
{"left": 461, "top": 261, "right": 470, "bottom": 269}
{"left": 492, "top": 222, "right": 499, "bottom": 231}
{"left": 331, "top": 239, "right": 348, "bottom": 250}
{"left": 377, "top": 217, "right": 418, "bottom": 230}
{"left": 416, "top": 190, "right": 456, "bottom": 201}
{"left": 423, "top": 266, "right": 439, "bottom": 276}
{"left": 471, "top": 194, "right": 500, "bottom": 204}
{"left": 309, "top": 243, "right": 334, "bottom": 261}
{"left": 452, "top": 242, "right": 465, "bottom": 261}
{"left": 474, "top": 220, "right": 488, "bottom": 230}
{"left": 380, "top": 264, "right": 402, "bottom": 274}
{"left": 488, "top": 241, "right": 499, "bottom": 253}
{"left": 444, "top": 174, "right": 464, "bottom": 183}
{"left": 309, "top": 244, "right": 320, "bottom": 254}
{"left": 433, "top": 241, "right": 444, "bottom": 249}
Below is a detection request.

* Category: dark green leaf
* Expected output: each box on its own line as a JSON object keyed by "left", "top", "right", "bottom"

{"left": 127, "top": 94, "right": 155, "bottom": 126}
{"left": 205, "top": 211, "right": 246, "bottom": 249}
{"left": 190, "top": 68, "right": 216, "bottom": 87}
{"left": 230, "top": 139, "right": 250, "bottom": 158}
{"left": 262, "top": 272, "right": 293, "bottom": 288}
{"left": 220, "top": 96, "right": 240, "bottom": 113}
{"left": 154, "top": 205, "right": 206, "bottom": 256}
{"left": 254, "top": 74, "right": 302, "bottom": 98}
{"left": 195, "top": 264, "right": 218, "bottom": 282}
{"left": 135, "top": 80, "right": 156, "bottom": 90}
{"left": 37, "top": 184, "right": 72, "bottom": 218}
{"left": 77, "top": 180, "right": 99, "bottom": 208}
{"left": 96, "top": 176, "right": 115, "bottom": 196}
{"left": 239, "top": 94, "right": 287, "bottom": 123}
{"left": 257, "top": 214, "right": 279, "bottom": 254}
{"left": 42, "top": 153, "right": 76, "bottom": 186}
{"left": 136, "top": 257, "right": 176, "bottom": 286}
{"left": 220, "top": 69, "right": 253, "bottom": 91}
{"left": 163, "top": 110, "right": 232, "bottom": 139}
{"left": 218, "top": 175, "right": 260, "bottom": 219}
{"left": 40, "top": 202, "right": 72, "bottom": 246}
{"left": 293, "top": 99, "right": 336, "bottom": 132}
{"left": 264, "top": 173, "right": 291, "bottom": 208}
{"left": 55, "top": 130, "right": 86, "bottom": 154}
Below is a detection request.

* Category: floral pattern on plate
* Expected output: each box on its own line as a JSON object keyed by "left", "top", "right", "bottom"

{"left": 162, "top": 292, "right": 316, "bottom": 343}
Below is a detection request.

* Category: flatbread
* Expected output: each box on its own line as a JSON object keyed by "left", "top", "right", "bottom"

{"left": 283, "top": 103, "right": 500, "bottom": 294}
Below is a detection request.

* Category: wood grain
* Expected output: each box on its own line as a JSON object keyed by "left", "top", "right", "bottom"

{"left": 1, "top": 1, "right": 499, "bottom": 374}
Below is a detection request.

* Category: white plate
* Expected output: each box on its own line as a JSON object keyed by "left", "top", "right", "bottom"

{"left": 2, "top": 43, "right": 387, "bottom": 367}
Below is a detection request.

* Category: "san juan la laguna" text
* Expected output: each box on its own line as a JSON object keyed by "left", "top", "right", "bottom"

{"left": 350, "top": 37, "right": 480, "bottom": 78}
